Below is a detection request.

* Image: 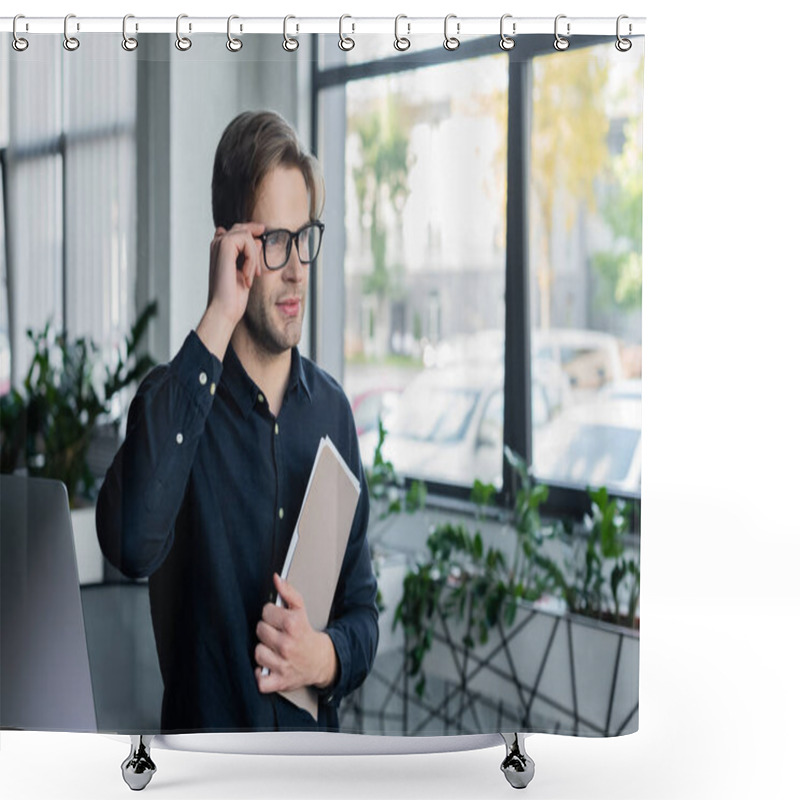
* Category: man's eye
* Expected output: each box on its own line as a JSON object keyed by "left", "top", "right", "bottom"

{"left": 266, "top": 232, "right": 284, "bottom": 247}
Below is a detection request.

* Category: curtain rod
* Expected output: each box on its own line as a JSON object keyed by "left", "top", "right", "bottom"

{"left": 1, "top": 16, "right": 646, "bottom": 37}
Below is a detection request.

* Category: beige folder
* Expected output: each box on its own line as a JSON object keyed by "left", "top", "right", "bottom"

{"left": 276, "top": 436, "right": 361, "bottom": 720}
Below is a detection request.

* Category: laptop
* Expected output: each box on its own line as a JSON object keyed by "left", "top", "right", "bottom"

{"left": 1, "top": 474, "right": 97, "bottom": 732}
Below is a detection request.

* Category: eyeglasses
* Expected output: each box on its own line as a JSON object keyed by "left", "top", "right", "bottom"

{"left": 258, "top": 221, "right": 325, "bottom": 270}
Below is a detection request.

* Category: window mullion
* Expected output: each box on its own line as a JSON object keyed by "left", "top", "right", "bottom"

{"left": 60, "top": 132, "right": 67, "bottom": 336}
{"left": 502, "top": 56, "right": 533, "bottom": 502}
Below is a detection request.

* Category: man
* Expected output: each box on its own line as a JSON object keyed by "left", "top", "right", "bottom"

{"left": 96, "top": 111, "right": 379, "bottom": 733}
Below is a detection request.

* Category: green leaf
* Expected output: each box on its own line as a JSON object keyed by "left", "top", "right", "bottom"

{"left": 387, "top": 499, "right": 402, "bottom": 515}
{"left": 522, "top": 539, "right": 533, "bottom": 559}
{"left": 470, "top": 479, "right": 496, "bottom": 509}
{"left": 405, "top": 480, "right": 427, "bottom": 513}
{"left": 478, "top": 622, "right": 489, "bottom": 645}
{"left": 504, "top": 599, "right": 518, "bottom": 628}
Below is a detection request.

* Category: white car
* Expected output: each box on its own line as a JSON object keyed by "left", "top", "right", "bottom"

{"left": 533, "top": 395, "right": 641, "bottom": 494}
{"left": 599, "top": 378, "right": 642, "bottom": 402}
{"left": 425, "top": 326, "right": 627, "bottom": 409}
{"left": 533, "top": 328, "right": 625, "bottom": 399}
{"left": 359, "top": 329, "right": 640, "bottom": 494}
{"left": 359, "top": 363, "right": 552, "bottom": 489}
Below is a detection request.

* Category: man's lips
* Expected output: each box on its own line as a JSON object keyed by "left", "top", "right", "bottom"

{"left": 276, "top": 297, "right": 302, "bottom": 317}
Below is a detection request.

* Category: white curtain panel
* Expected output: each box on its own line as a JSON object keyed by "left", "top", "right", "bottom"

{"left": 1, "top": 18, "right": 643, "bottom": 750}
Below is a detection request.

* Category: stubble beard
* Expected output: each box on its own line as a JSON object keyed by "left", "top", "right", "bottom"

{"left": 242, "top": 293, "right": 303, "bottom": 357}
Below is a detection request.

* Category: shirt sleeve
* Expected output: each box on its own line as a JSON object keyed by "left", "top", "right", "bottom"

{"left": 319, "top": 428, "right": 379, "bottom": 709}
{"left": 96, "top": 330, "right": 223, "bottom": 579}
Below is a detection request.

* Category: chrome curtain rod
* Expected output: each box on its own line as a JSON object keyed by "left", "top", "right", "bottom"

{"left": 2, "top": 15, "right": 646, "bottom": 37}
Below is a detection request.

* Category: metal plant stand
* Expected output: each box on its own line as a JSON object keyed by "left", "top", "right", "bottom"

{"left": 121, "top": 735, "right": 157, "bottom": 791}
{"left": 500, "top": 733, "right": 535, "bottom": 789}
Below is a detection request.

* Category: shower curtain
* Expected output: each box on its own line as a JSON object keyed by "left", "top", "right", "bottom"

{"left": 1, "top": 19, "right": 644, "bottom": 743}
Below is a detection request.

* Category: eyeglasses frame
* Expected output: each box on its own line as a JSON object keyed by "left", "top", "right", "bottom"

{"left": 257, "top": 220, "right": 325, "bottom": 271}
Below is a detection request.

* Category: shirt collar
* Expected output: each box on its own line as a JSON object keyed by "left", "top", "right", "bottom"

{"left": 289, "top": 347, "right": 312, "bottom": 402}
{"left": 222, "top": 345, "right": 311, "bottom": 417}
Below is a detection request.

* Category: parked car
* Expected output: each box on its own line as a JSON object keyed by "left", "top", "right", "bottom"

{"left": 359, "top": 328, "right": 639, "bottom": 493}
{"left": 351, "top": 386, "right": 401, "bottom": 437}
{"left": 599, "top": 378, "right": 642, "bottom": 402}
{"left": 360, "top": 373, "right": 640, "bottom": 496}
{"left": 424, "top": 328, "right": 573, "bottom": 417}
{"left": 533, "top": 328, "right": 625, "bottom": 398}
{"left": 424, "top": 326, "right": 628, "bottom": 409}
{"left": 359, "top": 364, "right": 552, "bottom": 488}
{"left": 533, "top": 396, "right": 641, "bottom": 494}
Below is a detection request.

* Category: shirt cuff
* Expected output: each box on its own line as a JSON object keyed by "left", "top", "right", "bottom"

{"left": 171, "top": 330, "right": 224, "bottom": 412}
{"left": 319, "top": 627, "right": 349, "bottom": 707}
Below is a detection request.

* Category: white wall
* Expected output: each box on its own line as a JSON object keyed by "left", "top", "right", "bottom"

{"left": 136, "top": 35, "right": 313, "bottom": 360}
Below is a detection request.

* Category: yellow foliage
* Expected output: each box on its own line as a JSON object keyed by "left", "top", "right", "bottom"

{"left": 532, "top": 50, "right": 610, "bottom": 233}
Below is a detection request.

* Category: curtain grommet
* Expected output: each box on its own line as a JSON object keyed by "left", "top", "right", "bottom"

{"left": 175, "top": 13, "right": 192, "bottom": 51}
{"left": 499, "top": 14, "right": 516, "bottom": 51}
{"left": 121, "top": 14, "right": 138, "bottom": 51}
{"left": 394, "top": 14, "right": 411, "bottom": 51}
{"left": 338, "top": 14, "right": 355, "bottom": 51}
{"left": 226, "top": 15, "right": 243, "bottom": 52}
{"left": 615, "top": 15, "right": 633, "bottom": 52}
{"left": 63, "top": 13, "right": 80, "bottom": 51}
{"left": 283, "top": 15, "right": 299, "bottom": 52}
{"left": 554, "top": 14, "right": 570, "bottom": 51}
{"left": 12, "top": 15, "right": 29, "bottom": 52}
{"left": 444, "top": 14, "right": 460, "bottom": 51}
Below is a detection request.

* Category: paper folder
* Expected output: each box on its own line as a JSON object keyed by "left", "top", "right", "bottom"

{"left": 275, "top": 436, "right": 361, "bottom": 720}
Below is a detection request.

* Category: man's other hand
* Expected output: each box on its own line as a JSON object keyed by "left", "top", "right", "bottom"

{"left": 254, "top": 573, "right": 338, "bottom": 694}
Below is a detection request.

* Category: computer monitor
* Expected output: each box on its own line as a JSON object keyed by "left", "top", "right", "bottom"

{"left": 1, "top": 474, "right": 97, "bottom": 732}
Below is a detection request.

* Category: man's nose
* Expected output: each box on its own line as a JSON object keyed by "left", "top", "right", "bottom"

{"left": 282, "top": 241, "right": 303, "bottom": 281}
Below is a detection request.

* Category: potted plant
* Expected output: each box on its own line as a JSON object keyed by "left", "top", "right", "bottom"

{"left": 390, "top": 448, "right": 640, "bottom": 736}
{"left": 0, "top": 301, "right": 157, "bottom": 582}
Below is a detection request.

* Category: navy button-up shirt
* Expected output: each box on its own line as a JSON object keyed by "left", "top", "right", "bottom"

{"left": 96, "top": 331, "right": 378, "bottom": 732}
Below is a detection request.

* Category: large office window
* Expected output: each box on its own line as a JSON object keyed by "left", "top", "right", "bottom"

{"left": 1, "top": 35, "right": 136, "bottom": 391}
{"left": 314, "top": 34, "right": 642, "bottom": 506}
{"left": 529, "top": 46, "right": 643, "bottom": 496}
{"left": 319, "top": 43, "right": 508, "bottom": 488}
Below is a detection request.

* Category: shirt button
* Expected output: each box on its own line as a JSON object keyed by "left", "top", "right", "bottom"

{"left": 258, "top": 393, "right": 265, "bottom": 403}
{"left": 278, "top": 508, "right": 284, "bottom": 520}
{"left": 176, "top": 433, "right": 184, "bottom": 444}
{"left": 199, "top": 371, "right": 208, "bottom": 386}
{"left": 274, "top": 423, "right": 279, "bottom": 435}
{"left": 210, "top": 383, "right": 216, "bottom": 395}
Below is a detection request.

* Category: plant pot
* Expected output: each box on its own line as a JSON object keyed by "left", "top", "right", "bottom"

{"left": 342, "top": 590, "right": 639, "bottom": 738}
{"left": 418, "top": 598, "right": 639, "bottom": 737}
